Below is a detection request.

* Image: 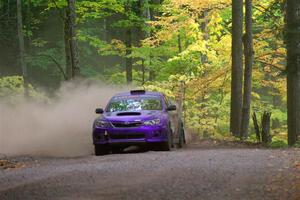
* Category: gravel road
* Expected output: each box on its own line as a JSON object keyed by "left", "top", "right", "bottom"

{"left": 0, "top": 146, "right": 300, "bottom": 200}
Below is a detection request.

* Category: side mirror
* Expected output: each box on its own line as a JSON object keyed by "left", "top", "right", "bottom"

{"left": 95, "top": 108, "right": 104, "bottom": 114}
{"left": 167, "top": 105, "right": 177, "bottom": 111}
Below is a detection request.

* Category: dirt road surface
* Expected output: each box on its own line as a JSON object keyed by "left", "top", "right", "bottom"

{"left": 0, "top": 146, "right": 300, "bottom": 200}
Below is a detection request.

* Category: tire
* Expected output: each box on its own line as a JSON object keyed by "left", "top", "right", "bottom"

{"left": 111, "top": 147, "right": 123, "bottom": 154}
{"left": 94, "top": 144, "right": 110, "bottom": 156}
{"left": 183, "top": 128, "right": 186, "bottom": 144}
{"left": 178, "top": 124, "right": 185, "bottom": 148}
{"left": 160, "top": 129, "right": 172, "bottom": 151}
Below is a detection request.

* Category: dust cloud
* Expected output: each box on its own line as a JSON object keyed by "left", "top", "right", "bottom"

{"left": 0, "top": 81, "right": 128, "bottom": 157}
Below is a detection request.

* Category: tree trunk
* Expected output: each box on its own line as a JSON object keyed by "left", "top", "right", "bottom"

{"left": 148, "top": 0, "right": 161, "bottom": 81}
{"left": 125, "top": 27, "right": 133, "bottom": 84}
{"left": 17, "top": 0, "right": 29, "bottom": 96}
{"left": 141, "top": 59, "right": 145, "bottom": 84}
{"left": 252, "top": 112, "right": 261, "bottom": 142}
{"left": 230, "top": 0, "right": 244, "bottom": 136}
{"left": 286, "top": 0, "right": 300, "bottom": 146}
{"left": 64, "top": 9, "right": 72, "bottom": 80}
{"left": 65, "top": 0, "right": 80, "bottom": 79}
{"left": 26, "top": 0, "right": 32, "bottom": 45}
{"left": 140, "top": 0, "right": 150, "bottom": 84}
{"left": 272, "top": 95, "right": 281, "bottom": 129}
{"left": 149, "top": 70, "right": 155, "bottom": 81}
{"left": 178, "top": 34, "right": 182, "bottom": 53}
{"left": 240, "top": 0, "right": 254, "bottom": 139}
{"left": 102, "top": 18, "right": 108, "bottom": 42}
{"left": 125, "top": 2, "right": 132, "bottom": 84}
{"left": 261, "top": 111, "right": 272, "bottom": 144}
{"left": 200, "top": 11, "right": 208, "bottom": 64}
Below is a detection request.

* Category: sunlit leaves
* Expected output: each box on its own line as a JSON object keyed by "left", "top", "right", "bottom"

{"left": 77, "top": 31, "right": 125, "bottom": 56}
{"left": 77, "top": 0, "right": 124, "bottom": 22}
{"left": 0, "top": 76, "right": 48, "bottom": 104}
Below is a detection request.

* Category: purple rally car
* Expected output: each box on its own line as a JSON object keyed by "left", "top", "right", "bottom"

{"left": 92, "top": 90, "right": 185, "bottom": 155}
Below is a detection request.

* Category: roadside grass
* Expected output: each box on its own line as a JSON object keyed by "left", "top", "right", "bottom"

{"left": 189, "top": 131, "right": 299, "bottom": 149}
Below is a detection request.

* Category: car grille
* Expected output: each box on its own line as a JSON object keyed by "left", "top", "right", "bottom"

{"left": 111, "top": 121, "right": 142, "bottom": 128}
{"left": 110, "top": 133, "right": 145, "bottom": 139}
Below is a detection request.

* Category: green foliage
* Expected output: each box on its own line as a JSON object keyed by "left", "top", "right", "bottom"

{"left": 0, "top": 76, "right": 48, "bottom": 104}
{"left": 0, "top": 0, "right": 289, "bottom": 144}
{"left": 269, "top": 137, "right": 288, "bottom": 148}
{"left": 294, "top": 141, "right": 300, "bottom": 148}
{"left": 0, "top": 76, "right": 25, "bottom": 98}
{"left": 77, "top": 0, "right": 124, "bottom": 22}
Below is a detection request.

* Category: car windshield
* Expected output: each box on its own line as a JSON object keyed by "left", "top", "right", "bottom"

{"left": 107, "top": 96, "right": 162, "bottom": 112}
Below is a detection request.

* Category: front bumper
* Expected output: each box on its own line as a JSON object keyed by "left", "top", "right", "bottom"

{"left": 93, "top": 125, "right": 168, "bottom": 145}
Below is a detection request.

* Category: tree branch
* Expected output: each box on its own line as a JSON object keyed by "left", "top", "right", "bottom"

{"left": 36, "top": 54, "right": 67, "bottom": 80}
{"left": 256, "top": 59, "right": 285, "bottom": 72}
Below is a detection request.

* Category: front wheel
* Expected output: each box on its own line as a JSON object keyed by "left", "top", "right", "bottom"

{"left": 94, "top": 144, "right": 110, "bottom": 156}
{"left": 160, "top": 130, "right": 173, "bottom": 151}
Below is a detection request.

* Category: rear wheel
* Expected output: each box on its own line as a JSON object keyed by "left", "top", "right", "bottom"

{"left": 94, "top": 144, "right": 110, "bottom": 156}
{"left": 178, "top": 124, "right": 185, "bottom": 148}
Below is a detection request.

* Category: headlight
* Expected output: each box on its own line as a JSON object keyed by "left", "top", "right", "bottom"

{"left": 144, "top": 119, "right": 161, "bottom": 126}
{"left": 95, "top": 119, "right": 110, "bottom": 128}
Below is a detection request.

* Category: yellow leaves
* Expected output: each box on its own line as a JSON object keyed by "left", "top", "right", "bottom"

{"left": 142, "top": 0, "right": 289, "bottom": 136}
{"left": 186, "top": 67, "right": 230, "bottom": 98}
{"left": 110, "top": 39, "right": 126, "bottom": 56}
{"left": 145, "top": 0, "right": 229, "bottom": 47}
{"left": 214, "top": 35, "right": 231, "bottom": 57}
{"left": 144, "top": 82, "right": 175, "bottom": 98}
{"left": 252, "top": 92, "right": 261, "bottom": 100}
{"left": 145, "top": 12, "right": 198, "bottom": 47}
{"left": 171, "top": 0, "right": 231, "bottom": 11}
{"left": 208, "top": 12, "right": 223, "bottom": 36}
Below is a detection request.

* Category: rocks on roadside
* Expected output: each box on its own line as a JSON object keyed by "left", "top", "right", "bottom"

{"left": 0, "top": 159, "right": 25, "bottom": 170}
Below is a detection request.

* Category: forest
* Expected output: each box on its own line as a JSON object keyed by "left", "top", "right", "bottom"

{"left": 0, "top": 0, "right": 299, "bottom": 147}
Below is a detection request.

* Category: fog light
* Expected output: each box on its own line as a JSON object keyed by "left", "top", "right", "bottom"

{"left": 95, "top": 134, "right": 102, "bottom": 140}
{"left": 153, "top": 131, "right": 161, "bottom": 137}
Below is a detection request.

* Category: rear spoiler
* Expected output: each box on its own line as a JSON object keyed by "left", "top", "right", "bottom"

{"left": 130, "top": 90, "right": 146, "bottom": 95}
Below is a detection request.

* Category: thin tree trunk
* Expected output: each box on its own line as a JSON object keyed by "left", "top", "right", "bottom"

{"left": 230, "top": 0, "right": 244, "bottom": 136}
{"left": 272, "top": 95, "right": 281, "bottom": 129}
{"left": 17, "top": 0, "right": 29, "bottom": 96}
{"left": 26, "top": 0, "right": 31, "bottom": 44}
{"left": 178, "top": 34, "right": 182, "bottom": 53}
{"left": 125, "top": 27, "right": 133, "bottom": 84}
{"left": 125, "top": 1, "right": 132, "bottom": 84}
{"left": 64, "top": 9, "right": 72, "bottom": 80}
{"left": 240, "top": 0, "right": 254, "bottom": 139}
{"left": 200, "top": 11, "right": 208, "bottom": 64}
{"left": 148, "top": 0, "right": 161, "bottom": 81}
{"left": 286, "top": 0, "right": 300, "bottom": 146}
{"left": 252, "top": 112, "right": 260, "bottom": 142}
{"left": 66, "top": 0, "right": 80, "bottom": 79}
{"left": 261, "top": 111, "right": 272, "bottom": 144}
{"left": 141, "top": 59, "right": 145, "bottom": 84}
{"left": 102, "top": 18, "right": 107, "bottom": 42}
{"left": 140, "top": 0, "right": 150, "bottom": 84}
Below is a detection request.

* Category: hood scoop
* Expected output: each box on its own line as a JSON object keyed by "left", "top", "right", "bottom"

{"left": 117, "top": 112, "right": 141, "bottom": 116}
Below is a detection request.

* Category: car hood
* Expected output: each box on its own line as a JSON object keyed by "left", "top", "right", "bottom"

{"left": 102, "top": 110, "right": 164, "bottom": 122}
